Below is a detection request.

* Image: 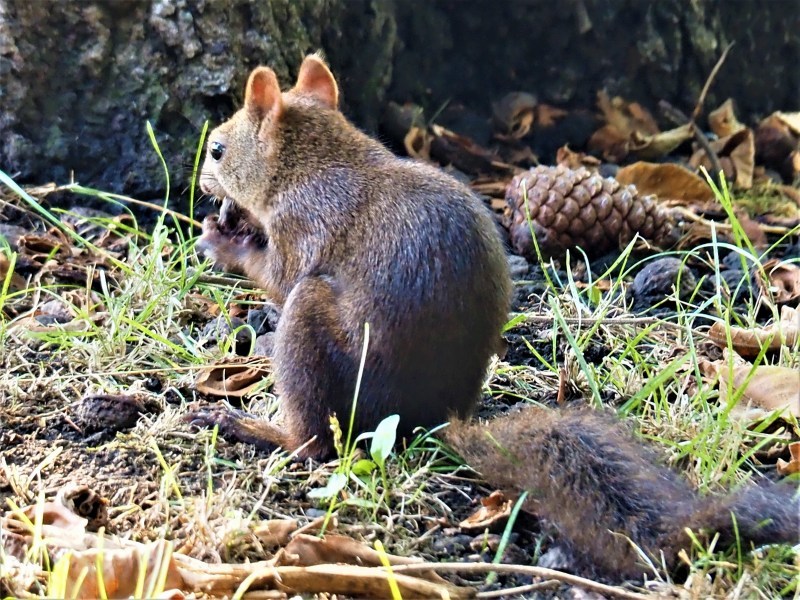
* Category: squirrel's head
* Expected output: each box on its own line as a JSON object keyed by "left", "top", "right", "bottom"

{"left": 199, "top": 53, "right": 339, "bottom": 217}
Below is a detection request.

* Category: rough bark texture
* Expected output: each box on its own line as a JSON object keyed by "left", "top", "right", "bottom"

{"left": 0, "top": 0, "right": 797, "bottom": 204}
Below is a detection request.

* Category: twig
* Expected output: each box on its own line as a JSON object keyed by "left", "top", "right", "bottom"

{"left": 476, "top": 579, "right": 561, "bottom": 598}
{"left": 692, "top": 42, "right": 735, "bottom": 122}
{"left": 660, "top": 100, "right": 724, "bottom": 178}
{"left": 381, "top": 562, "right": 651, "bottom": 600}
{"left": 669, "top": 205, "right": 794, "bottom": 235}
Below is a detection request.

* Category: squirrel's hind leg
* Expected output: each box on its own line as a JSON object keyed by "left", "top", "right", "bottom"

{"left": 271, "top": 275, "right": 359, "bottom": 460}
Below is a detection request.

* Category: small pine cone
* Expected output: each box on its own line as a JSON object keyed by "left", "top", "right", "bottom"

{"left": 506, "top": 165, "right": 677, "bottom": 258}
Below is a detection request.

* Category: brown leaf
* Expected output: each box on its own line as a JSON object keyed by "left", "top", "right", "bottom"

{"left": 708, "top": 99, "right": 746, "bottom": 138}
{"left": 757, "top": 259, "right": 800, "bottom": 305}
{"left": 690, "top": 128, "right": 755, "bottom": 189}
{"left": 285, "top": 533, "right": 424, "bottom": 569}
{"left": 404, "top": 126, "right": 432, "bottom": 161}
{"left": 629, "top": 123, "right": 694, "bottom": 160}
{"left": 772, "top": 112, "right": 800, "bottom": 136}
{"left": 0, "top": 253, "right": 27, "bottom": 291}
{"left": 459, "top": 490, "right": 513, "bottom": 532}
{"left": 430, "top": 124, "right": 506, "bottom": 175}
{"left": 536, "top": 103, "right": 569, "bottom": 128}
{"left": 556, "top": 145, "right": 601, "bottom": 170}
{"left": 597, "top": 90, "right": 659, "bottom": 137}
{"left": 708, "top": 306, "right": 800, "bottom": 359}
{"left": 253, "top": 519, "right": 299, "bottom": 548}
{"left": 61, "top": 540, "right": 185, "bottom": 599}
{"left": 57, "top": 484, "right": 110, "bottom": 532}
{"left": 195, "top": 356, "right": 271, "bottom": 398}
{"left": 492, "top": 92, "right": 537, "bottom": 138}
{"left": 777, "top": 442, "right": 800, "bottom": 476}
{"left": 718, "top": 364, "right": 800, "bottom": 419}
{"left": 615, "top": 162, "right": 715, "bottom": 202}
{"left": 587, "top": 124, "right": 630, "bottom": 162}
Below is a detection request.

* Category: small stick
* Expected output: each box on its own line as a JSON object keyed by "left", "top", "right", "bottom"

{"left": 381, "top": 562, "right": 651, "bottom": 600}
{"left": 692, "top": 42, "right": 735, "bottom": 122}
{"left": 476, "top": 579, "right": 561, "bottom": 598}
{"left": 660, "top": 100, "right": 724, "bottom": 178}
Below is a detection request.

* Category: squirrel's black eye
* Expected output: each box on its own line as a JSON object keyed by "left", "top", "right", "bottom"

{"left": 209, "top": 141, "right": 225, "bottom": 161}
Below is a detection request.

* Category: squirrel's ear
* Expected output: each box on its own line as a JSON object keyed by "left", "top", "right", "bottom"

{"left": 245, "top": 67, "right": 283, "bottom": 122}
{"left": 294, "top": 54, "right": 338, "bottom": 110}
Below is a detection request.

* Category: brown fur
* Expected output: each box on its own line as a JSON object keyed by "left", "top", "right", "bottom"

{"left": 194, "top": 54, "right": 511, "bottom": 458}
{"left": 190, "top": 55, "right": 799, "bottom": 581}
{"left": 447, "top": 407, "right": 800, "bottom": 579}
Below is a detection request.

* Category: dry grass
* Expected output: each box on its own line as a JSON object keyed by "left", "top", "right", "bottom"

{"left": 0, "top": 166, "right": 798, "bottom": 598}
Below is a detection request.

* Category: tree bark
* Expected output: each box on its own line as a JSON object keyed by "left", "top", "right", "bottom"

{"left": 0, "top": 0, "right": 796, "bottom": 204}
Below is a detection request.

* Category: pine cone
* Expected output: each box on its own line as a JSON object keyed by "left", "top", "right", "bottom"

{"left": 506, "top": 165, "right": 677, "bottom": 258}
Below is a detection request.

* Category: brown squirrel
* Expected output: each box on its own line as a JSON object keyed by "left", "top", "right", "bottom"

{"left": 190, "top": 54, "right": 799, "bottom": 580}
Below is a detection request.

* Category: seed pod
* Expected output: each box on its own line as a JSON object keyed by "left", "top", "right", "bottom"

{"left": 506, "top": 165, "right": 677, "bottom": 258}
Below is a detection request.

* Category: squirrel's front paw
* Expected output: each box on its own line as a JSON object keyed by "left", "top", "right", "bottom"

{"left": 196, "top": 214, "right": 263, "bottom": 274}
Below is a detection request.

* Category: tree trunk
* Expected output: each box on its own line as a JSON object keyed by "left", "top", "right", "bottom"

{"left": 0, "top": 0, "right": 796, "bottom": 204}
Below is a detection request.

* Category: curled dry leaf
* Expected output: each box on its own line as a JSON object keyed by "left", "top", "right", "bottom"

{"left": 703, "top": 355, "right": 800, "bottom": 422}
{"left": 690, "top": 128, "right": 755, "bottom": 189}
{"left": 492, "top": 91, "right": 538, "bottom": 138}
{"left": 629, "top": 123, "right": 694, "bottom": 160}
{"left": 708, "top": 99, "right": 746, "bottom": 138}
{"left": 596, "top": 90, "right": 659, "bottom": 137}
{"left": 17, "top": 501, "right": 88, "bottom": 534}
{"left": 429, "top": 124, "right": 506, "bottom": 175}
{"left": 615, "top": 162, "right": 715, "bottom": 203}
{"left": 253, "top": 518, "right": 299, "bottom": 548}
{"left": 285, "top": 533, "right": 426, "bottom": 569}
{"left": 459, "top": 490, "right": 513, "bottom": 532}
{"left": 56, "top": 484, "right": 109, "bottom": 532}
{"left": 0, "top": 253, "right": 27, "bottom": 291}
{"left": 756, "top": 259, "right": 800, "bottom": 305}
{"left": 556, "top": 144, "right": 601, "bottom": 170}
{"left": 404, "top": 126, "right": 432, "bottom": 161}
{"left": 59, "top": 539, "right": 185, "bottom": 599}
{"left": 195, "top": 356, "right": 271, "bottom": 398}
{"left": 708, "top": 305, "right": 800, "bottom": 359}
{"left": 776, "top": 442, "right": 800, "bottom": 476}
{"left": 588, "top": 91, "right": 693, "bottom": 161}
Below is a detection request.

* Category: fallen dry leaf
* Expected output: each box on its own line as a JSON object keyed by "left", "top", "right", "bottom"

{"left": 708, "top": 306, "right": 800, "bottom": 358}
{"left": 615, "top": 162, "right": 715, "bottom": 202}
{"left": 690, "top": 128, "right": 755, "bottom": 189}
{"left": 59, "top": 540, "right": 185, "bottom": 599}
{"left": 1, "top": 505, "right": 473, "bottom": 599}
{"left": 286, "top": 533, "right": 426, "bottom": 570}
{"left": 536, "top": 103, "right": 569, "bottom": 128}
{"left": 491, "top": 92, "right": 538, "bottom": 138}
{"left": 253, "top": 519, "right": 299, "bottom": 548}
{"left": 708, "top": 99, "right": 746, "bottom": 138}
{"left": 629, "top": 124, "right": 694, "bottom": 160}
{"left": 597, "top": 90, "right": 659, "bottom": 137}
{"left": 756, "top": 259, "right": 800, "bottom": 305}
{"left": 404, "top": 126, "right": 432, "bottom": 161}
{"left": 587, "top": 124, "right": 630, "bottom": 162}
{"left": 777, "top": 442, "right": 800, "bottom": 476}
{"left": 588, "top": 91, "right": 693, "bottom": 162}
{"left": 556, "top": 145, "right": 601, "bottom": 170}
{"left": 0, "top": 252, "right": 27, "bottom": 291}
{"left": 57, "top": 484, "right": 110, "bottom": 532}
{"left": 459, "top": 490, "right": 513, "bottom": 532}
{"left": 195, "top": 356, "right": 271, "bottom": 398}
{"left": 430, "top": 124, "right": 507, "bottom": 175}
{"left": 703, "top": 355, "right": 800, "bottom": 422}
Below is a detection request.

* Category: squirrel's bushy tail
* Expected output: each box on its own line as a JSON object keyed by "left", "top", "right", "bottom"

{"left": 445, "top": 407, "right": 800, "bottom": 580}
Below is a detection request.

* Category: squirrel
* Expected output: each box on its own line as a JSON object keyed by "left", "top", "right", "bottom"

{"left": 189, "top": 54, "right": 799, "bottom": 581}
